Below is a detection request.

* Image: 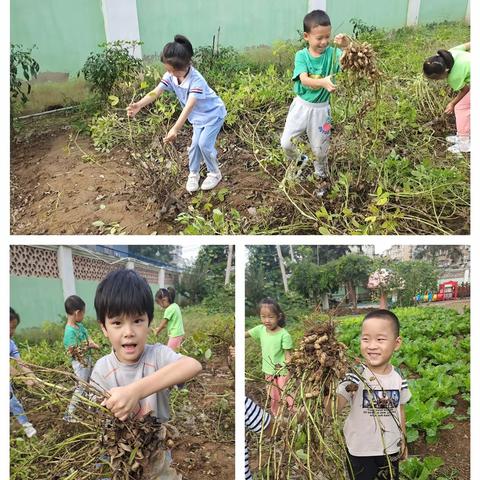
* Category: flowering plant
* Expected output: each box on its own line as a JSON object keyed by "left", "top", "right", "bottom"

{"left": 368, "top": 269, "right": 405, "bottom": 291}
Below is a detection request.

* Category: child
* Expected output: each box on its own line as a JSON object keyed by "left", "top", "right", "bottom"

{"left": 9, "top": 308, "right": 37, "bottom": 438}
{"left": 245, "top": 298, "right": 294, "bottom": 416}
{"left": 90, "top": 269, "right": 202, "bottom": 423}
{"left": 280, "top": 10, "right": 350, "bottom": 180}
{"left": 333, "top": 310, "right": 411, "bottom": 480}
{"left": 423, "top": 42, "right": 470, "bottom": 153}
{"left": 154, "top": 287, "right": 185, "bottom": 351}
{"left": 63, "top": 295, "right": 100, "bottom": 422}
{"left": 127, "top": 34, "right": 227, "bottom": 193}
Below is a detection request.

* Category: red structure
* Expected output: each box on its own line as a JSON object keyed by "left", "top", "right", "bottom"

{"left": 436, "top": 281, "right": 459, "bottom": 301}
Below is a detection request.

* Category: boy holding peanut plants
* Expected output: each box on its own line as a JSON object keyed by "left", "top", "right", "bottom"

{"left": 281, "top": 10, "right": 350, "bottom": 182}
{"left": 332, "top": 310, "right": 411, "bottom": 480}
{"left": 90, "top": 269, "right": 202, "bottom": 423}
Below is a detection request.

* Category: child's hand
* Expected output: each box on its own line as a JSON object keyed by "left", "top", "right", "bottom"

{"left": 445, "top": 101, "right": 455, "bottom": 114}
{"left": 127, "top": 102, "right": 141, "bottom": 117}
{"left": 334, "top": 34, "right": 350, "bottom": 48}
{"left": 102, "top": 385, "right": 141, "bottom": 421}
{"left": 163, "top": 127, "right": 179, "bottom": 143}
{"left": 322, "top": 75, "right": 336, "bottom": 92}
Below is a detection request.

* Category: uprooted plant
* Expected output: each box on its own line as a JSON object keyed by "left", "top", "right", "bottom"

{"left": 254, "top": 317, "right": 406, "bottom": 480}
{"left": 11, "top": 362, "right": 182, "bottom": 479}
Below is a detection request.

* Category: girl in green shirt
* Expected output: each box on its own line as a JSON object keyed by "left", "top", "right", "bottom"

{"left": 246, "top": 297, "right": 294, "bottom": 416}
{"left": 423, "top": 42, "right": 470, "bottom": 153}
{"left": 154, "top": 287, "right": 185, "bottom": 351}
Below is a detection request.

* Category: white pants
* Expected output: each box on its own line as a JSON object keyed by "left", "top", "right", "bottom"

{"left": 280, "top": 96, "right": 332, "bottom": 170}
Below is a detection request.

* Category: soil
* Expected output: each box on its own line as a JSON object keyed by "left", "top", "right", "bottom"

{"left": 10, "top": 115, "right": 281, "bottom": 235}
{"left": 410, "top": 395, "right": 470, "bottom": 479}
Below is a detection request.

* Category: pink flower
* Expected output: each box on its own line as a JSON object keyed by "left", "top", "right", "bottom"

{"left": 323, "top": 123, "right": 331, "bottom": 132}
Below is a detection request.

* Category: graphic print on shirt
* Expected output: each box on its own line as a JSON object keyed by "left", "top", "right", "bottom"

{"left": 362, "top": 388, "right": 400, "bottom": 415}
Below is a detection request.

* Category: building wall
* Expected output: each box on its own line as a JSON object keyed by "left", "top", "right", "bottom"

{"left": 11, "top": 0, "right": 106, "bottom": 75}
{"left": 11, "top": 0, "right": 468, "bottom": 75}
{"left": 10, "top": 245, "right": 178, "bottom": 331}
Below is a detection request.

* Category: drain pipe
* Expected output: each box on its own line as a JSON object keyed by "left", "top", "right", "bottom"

{"left": 16, "top": 105, "right": 79, "bottom": 120}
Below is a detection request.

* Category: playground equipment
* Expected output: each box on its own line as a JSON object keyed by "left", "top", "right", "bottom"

{"left": 415, "top": 281, "right": 470, "bottom": 303}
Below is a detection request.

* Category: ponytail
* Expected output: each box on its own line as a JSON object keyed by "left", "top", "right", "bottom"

{"left": 161, "top": 34, "right": 193, "bottom": 70}
{"left": 423, "top": 49, "right": 454, "bottom": 78}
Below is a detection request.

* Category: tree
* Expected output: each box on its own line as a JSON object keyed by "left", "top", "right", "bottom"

{"left": 291, "top": 245, "right": 350, "bottom": 265}
{"left": 276, "top": 245, "right": 289, "bottom": 293}
{"left": 128, "top": 245, "right": 176, "bottom": 263}
{"left": 391, "top": 260, "right": 438, "bottom": 306}
{"left": 290, "top": 260, "right": 339, "bottom": 310}
{"left": 336, "top": 254, "right": 372, "bottom": 308}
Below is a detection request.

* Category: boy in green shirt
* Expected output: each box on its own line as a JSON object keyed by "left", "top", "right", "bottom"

{"left": 280, "top": 10, "right": 350, "bottom": 182}
{"left": 63, "top": 295, "right": 99, "bottom": 421}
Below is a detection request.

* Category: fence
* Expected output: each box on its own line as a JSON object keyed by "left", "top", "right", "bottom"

{"left": 11, "top": 0, "right": 469, "bottom": 75}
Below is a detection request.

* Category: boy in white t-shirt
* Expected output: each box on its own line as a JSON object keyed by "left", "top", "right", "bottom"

{"left": 90, "top": 269, "right": 202, "bottom": 422}
{"left": 333, "top": 310, "right": 411, "bottom": 480}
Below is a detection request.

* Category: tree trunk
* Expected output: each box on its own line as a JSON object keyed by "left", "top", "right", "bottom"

{"left": 224, "top": 245, "right": 234, "bottom": 285}
{"left": 347, "top": 281, "right": 357, "bottom": 308}
{"left": 276, "top": 245, "right": 289, "bottom": 293}
{"left": 289, "top": 245, "right": 295, "bottom": 263}
{"left": 379, "top": 290, "right": 388, "bottom": 309}
{"left": 322, "top": 292, "right": 330, "bottom": 311}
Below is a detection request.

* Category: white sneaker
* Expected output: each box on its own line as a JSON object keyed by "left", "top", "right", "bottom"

{"left": 23, "top": 422, "right": 37, "bottom": 438}
{"left": 201, "top": 172, "right": 222, "bottom": 190}
{"left": 313, "top": 160, "right": 327, "bottom": 178}
{"left": 445, "top": 135, "right": 458, "bottom": 144}
{"left": 447, "top": 140, "right": 470, "bottom": 154}
{"left": 186, "top": 172, "right": 200, "bottom": 193}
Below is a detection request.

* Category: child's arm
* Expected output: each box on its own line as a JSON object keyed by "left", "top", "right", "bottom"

{"left": 163, "top": 95, "right": 197, "bottom": 143}
{"left": 299, "top": 73, "right": 336, "bottom": 92}
{"left": 284, "top": 349, "right": 292, "bottom": 363}
{"left": 400, "top": 404, "right": 408, "bottom": 460}
{"left": 102, "top": 356, "right": 202, "bottom": 420}
{"left": 127, "top": 85, "right": 164, "bottom": 117}
{"left": 324, "top": 392, "right": 349, "bottom": 416}
{"left": 445, "top": 84, "right": 470, "bottom": 114}
{"left": 154, "top": 319, "right": 168, "bottom": 336}
{"left": 88, "top": 337, "right": 100, "bottom": 350}
{"left": 10, "top": 358, "right": 39, "bottom": 387}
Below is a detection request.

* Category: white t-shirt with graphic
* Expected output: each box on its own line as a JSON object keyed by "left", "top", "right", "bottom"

{"left": 337, "top": 364, "right": 411, "bottom": 456}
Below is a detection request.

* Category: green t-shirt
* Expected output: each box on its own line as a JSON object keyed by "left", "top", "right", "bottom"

{"left": 63, "top": 323, "right": 89, "bottom": 351}
{"left": 448, "top": 45, "right": 470, "bottom": 91}
{"left": 293, "top": 46, "right": 342, "bottom": 103}
{"left": 164, "top": 303, "right": 184, "bottom": 337}
{"left": 248, "top": 325, "right": 293, "bottom": 375}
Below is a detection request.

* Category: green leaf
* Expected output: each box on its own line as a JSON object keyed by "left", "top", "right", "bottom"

{"left": 204, "top": 348, "right": 212, "bottom": 360}
{"left": 140, "top": 81, "right": 148, "bottom": 89}
{"left": 92, "top": 220, "right": 105, "bottom": 227}
{"left": 318, "top": 226, "right": 331, "bottom": 235}
{"left": 217, "top": 187, "right": 229, "bottom": 202}
{"left": 108, "top": 95, "right": 119, "bottom": 106}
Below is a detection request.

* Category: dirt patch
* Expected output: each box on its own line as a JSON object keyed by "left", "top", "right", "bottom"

{"left": 10, "top": 117, "right": 283, "bottom": 235}
{"left": 410, "top": 396, "right": 470, "bottom": 479}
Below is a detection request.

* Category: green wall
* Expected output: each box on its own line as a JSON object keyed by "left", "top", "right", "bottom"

{"left": 10, "top": 276, "right": 65, "bottom": 330}
{"left": 11, "top": 276, "right": 161, "bottom": 331}
{"left": 10, "top": 0, "right": 106, "bottom": 74}
{"left": 327, "top": 0, "right": 408, "bottom": 34}
{"left": 418, "top": 0, "right": 469, "bottom": 24}
{"left": 75, "top": 279, "right": 100, "bottom": 319}
{"left": 136, "top": 0, "right": 308, "bottom": 57}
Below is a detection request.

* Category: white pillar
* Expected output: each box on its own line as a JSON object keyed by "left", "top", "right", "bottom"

{"left": 158, "top": 268, "right": 166, "bottom": 287}
{"left": 465, "top": 0, "right": 470, "bottom": 24}
{"left": 101, "top": 0, "right": 142, "bottom": 58}
{"left": 126, "top": 261, "right": 135, "bottom": 270}
{"left": 57, "top": 246, "right": 76, "bottom": 299}
{"left": 406, "top": 0, "right": 421, "bottom": 26}
{"left": 308, "top": 0, "right": 327, "bottom": 12}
